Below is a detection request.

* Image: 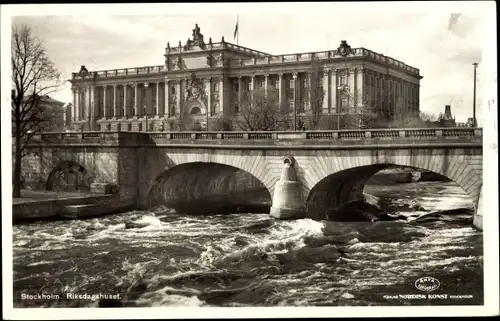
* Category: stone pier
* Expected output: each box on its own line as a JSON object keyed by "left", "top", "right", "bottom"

{"left": 270, "top": 156, "right": 305, "bottom": 219}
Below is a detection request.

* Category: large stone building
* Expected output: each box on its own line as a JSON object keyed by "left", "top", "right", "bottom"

{"left": 69, "top": 24, "right": 422, "bottom": 131}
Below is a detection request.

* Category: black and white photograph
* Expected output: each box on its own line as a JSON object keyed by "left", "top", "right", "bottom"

{"left": 2, "top": 2, "right": 498, "bottom": 319}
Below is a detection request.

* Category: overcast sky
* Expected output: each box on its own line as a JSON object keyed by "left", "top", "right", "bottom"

{"left": 6, "top": 2, "right": 493, "bottom": 122}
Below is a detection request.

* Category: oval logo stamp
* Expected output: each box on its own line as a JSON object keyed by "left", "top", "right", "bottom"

{"left": 415, "top": 277, "right": 440, "bottom": 292}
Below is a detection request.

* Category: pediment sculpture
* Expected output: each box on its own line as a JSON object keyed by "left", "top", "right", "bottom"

{"left": 185, "top": 73, "right": 207, "bottom": 103}
{"left": 184, "top": 24, "right": 206, "bottom": 50}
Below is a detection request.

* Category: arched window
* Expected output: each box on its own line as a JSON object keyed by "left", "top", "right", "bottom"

{"left": 190, "top": 106, "right": 202, "bottom": 115}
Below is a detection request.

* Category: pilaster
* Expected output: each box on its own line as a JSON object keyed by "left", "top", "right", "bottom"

{"left": 218, "top": 77, "right": 224, "bottom": 115}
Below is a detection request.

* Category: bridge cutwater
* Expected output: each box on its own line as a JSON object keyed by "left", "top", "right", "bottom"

{"left": 22, "top": 127, "right": 483, "bottom": 230}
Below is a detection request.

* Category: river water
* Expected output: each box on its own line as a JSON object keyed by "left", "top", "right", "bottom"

{"left": 13, "top": 181, "right": 483, "bottom": 307}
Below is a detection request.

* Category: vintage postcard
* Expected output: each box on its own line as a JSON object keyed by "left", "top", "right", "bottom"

{"left": 1, "top": 1, "right": 498, "bottom": 319}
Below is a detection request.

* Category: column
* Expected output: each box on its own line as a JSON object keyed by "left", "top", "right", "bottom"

{"left": 264, "top": 74, "right": 269, "bottom": 99}
{"left": 250, "top": 75, "right": 255, "bottom": 103}
{"left": 416, "top": 85, "right": 420, "bottom": 113}
{"left": 112, "top": 85, "right": 118, "bottom": 118}
{"left": 219, "top": 78, "right": 224, "bottom": 115}
{"left": 307, "top": 72, "right": 312, "bottom": 111}
{"left": 144, "top": 83, "right": 151, "bottom": 117}
{"left": 165, "top": 81, "right": 170, "bottom": 117}
{"left": 88, "top": 86, "right": 94, "bottom": 129}
{"left": 322, "top": 69, "right": 329, "bottom": 113}
{"left": 134, "top": 83, "right": 140, "bottom": 117}
{"left": 81, "top": 89, "right": 87, "bottom": 120}
{"left": 348, "top": 68, "right": 356, "bottom": 112}
{"left": 102, "top": 86, "right": 107, "bottom": 119}
{"left": 278, "top": 73, "right": 283, "bottom": 110}
{"left": 292, "top": 72, "right": 298, "bottom": 128}
{"left": 356, "top": 68, "right": 363, "bottom": 111}
{"left": 331, "top": 69, "right": 337, "bottom": 113}
{"left": 123, "top": 85, "right": 128, "bottom": 118}
{"left": 207, "top": 78, "right": 212, "bottom": 116}
{"left": 155, "top": 82, "right": 160, "bottom": 117}
{"left": 72, "top": 88, "right": 77, "bottom": 121}
{"left": 237, "top": 76, "right": 242, "bottom": 110}
{"left": 176, "top": 81, "right": 181, "bottom": 116}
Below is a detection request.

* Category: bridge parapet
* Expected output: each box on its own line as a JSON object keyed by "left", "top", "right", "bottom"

{"left": 29, "top": 128, "right": 482, "bottom": 147}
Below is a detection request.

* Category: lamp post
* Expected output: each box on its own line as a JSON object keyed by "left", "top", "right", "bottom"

{"left": 472, "top": 62, "right": 478, "bottom": 127}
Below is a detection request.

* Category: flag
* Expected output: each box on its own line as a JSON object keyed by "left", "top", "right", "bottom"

{"left": 233, "top": 16, "right": 239, "bottom": 40}
{"left": 448, "top": 13, "right": 462, "bottom": 31}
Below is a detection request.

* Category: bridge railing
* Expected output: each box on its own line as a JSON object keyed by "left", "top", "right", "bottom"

{"left": 29, "top": 127, "right": 482, "bottom": 144}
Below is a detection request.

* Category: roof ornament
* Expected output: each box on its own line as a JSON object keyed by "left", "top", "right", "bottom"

{"left": 78, "top": 65, "right": 89, "bottom": 78}
{"left": 337, "top": 40, "right": 354, "bottom": 57}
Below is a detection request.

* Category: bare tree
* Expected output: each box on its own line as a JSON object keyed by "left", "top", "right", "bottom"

{"left": 333, "top": 87, "right": 385, "bottom": 129}
{"left": 305, "top": 59, "right": 325, "bottom": 130}
{"left": 234, "top": 87, "right": 289, "bottom": 131}
{"left": 11, "top": 24, "right": 63, "bottom": 197}
{"left": 209, "top": 115, "right": 233, "bottom": 131}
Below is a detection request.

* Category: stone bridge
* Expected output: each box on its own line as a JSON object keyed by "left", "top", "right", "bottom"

{"left": 21, "top": 127, "right": 483, "bottom": 229}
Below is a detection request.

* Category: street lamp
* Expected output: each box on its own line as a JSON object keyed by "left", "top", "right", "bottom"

{"left": 472, "top": 62, "right": 478, "bottom": 127}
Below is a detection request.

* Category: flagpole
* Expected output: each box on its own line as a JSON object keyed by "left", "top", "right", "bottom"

{"left": 237, "top": 15, "right": 239, "bottom": 45}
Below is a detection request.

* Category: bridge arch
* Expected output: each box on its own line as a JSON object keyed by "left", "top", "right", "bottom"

{"left": 46, "top": 161, "right": 93, "bottom": 192}
{"left": 304, "top": 148, "right": 482, "bottom": 213}
{"left": 148, "top": 162, "right": 272, "bottom": 214}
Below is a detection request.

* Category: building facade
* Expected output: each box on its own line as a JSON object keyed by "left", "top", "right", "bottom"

{"left": 69, "top": 24, "right": 422, "bottom": 132}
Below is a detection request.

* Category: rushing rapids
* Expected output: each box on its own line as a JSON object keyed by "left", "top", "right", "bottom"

{"left": 13, "top": 181, "right": 483, "bottom": 307}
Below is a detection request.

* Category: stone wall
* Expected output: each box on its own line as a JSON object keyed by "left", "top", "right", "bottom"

{"left": 12, "top": 194, "right": 126, "bottom": 223}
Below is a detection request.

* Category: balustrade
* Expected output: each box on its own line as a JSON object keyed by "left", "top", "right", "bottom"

{"left": 33, "top": 128, "right": 482, "bottom": 146}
